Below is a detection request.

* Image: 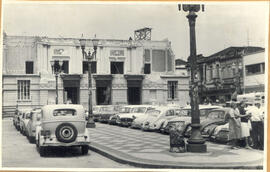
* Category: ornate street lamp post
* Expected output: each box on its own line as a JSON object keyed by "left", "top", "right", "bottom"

{"left": 179, "top": 4, "right": 206, "bottom": 152}
{"left": 80, "top": 36, "right": 99, "bottom": 128}
{"left": 50, "top": 60, "right": 63, "bottom": 104}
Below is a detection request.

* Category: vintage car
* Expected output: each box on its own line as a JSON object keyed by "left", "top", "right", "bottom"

{"left": 36, "top": 104, "right": 90, "bottom": 156}
{"left": 92, "top": 105, "right": 103, "bottom": 122}
{"left": 98, "top": 105, "right": 119, "bottom": 123}
{"left": 108, "top": 105, "right": 133, "bottom": 125}
{"left": 182, "top": 108, "right": 231, "bottom": 138}
{"left": 210, "top": 123, "right": 230, "bottom": 143}
{"left": 141, "top": 106, "right": 181, "bottom": 131}
{"left": 25, "top": 108, "right": 42, "bottom": 143}
{"left": 116, "top": 105, "right": 156, "bottom": 127}
{"left": 19, "top": 111, "right": 31, "bottom": 135}
{"left": 13, "top": 108, "right": 31, "bottom": 131}
{"left": 160, "top": 105, "right": 221, "bottom": 134}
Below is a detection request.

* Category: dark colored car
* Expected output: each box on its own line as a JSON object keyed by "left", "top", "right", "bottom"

{"left": 161, "top": 105, "right": 221, "bottom": 134}
{"left": 98, "top": 105, "right": 119, "bottom": 123}
{"left": 182, "top": 108, "right": 231, "bottom": 139}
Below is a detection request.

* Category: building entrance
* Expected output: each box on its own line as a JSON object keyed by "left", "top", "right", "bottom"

{"left": 124, "top": 75, "right": 144, "bottom": 105}
{"left": 95, "top": 79, "right": 112, "bottom": 105}
{"left": 61, "top": 74, "right": 81, "bottom": 104}
{"left": 64, "top": 87, "right": 79, "bottom": 104}
{"left": 128, "top": 87, "right": 141, "bottom": 105}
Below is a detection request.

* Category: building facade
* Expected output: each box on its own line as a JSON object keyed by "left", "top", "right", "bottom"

{"left": 196, "top": 46, "right": 265, "bottom": 103}
{"left": 243, "top": 50, "right": 265, "bottom": 93}
{"left": 2, "top": 34, "right": 189, "bottom": 111}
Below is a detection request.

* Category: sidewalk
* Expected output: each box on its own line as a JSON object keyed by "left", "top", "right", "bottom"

{"left": 88, "top": 123, "right": 264, "bottom": 169}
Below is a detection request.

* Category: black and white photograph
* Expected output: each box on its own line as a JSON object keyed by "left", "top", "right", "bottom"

{"left": 1, "top": 1, "right": 269, "bottom": 170}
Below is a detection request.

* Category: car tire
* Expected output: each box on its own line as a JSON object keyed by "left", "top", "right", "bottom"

{"left": 55, "top": 123, "right": 78, "bottom": 143}
{"left": 81, "top": 145, "right": 89, "bottom": 155}
{"left": 39, "top": 146, "right": 46, "bottom": 157}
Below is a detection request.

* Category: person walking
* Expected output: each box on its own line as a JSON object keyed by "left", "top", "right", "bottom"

{"left": 225, "top": 101, "right": 242, "bottom": 149}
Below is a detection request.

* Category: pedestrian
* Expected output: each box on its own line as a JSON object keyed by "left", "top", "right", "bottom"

{"left": 225, "top": 101, "right": 242, "bottom": 149}
{"left": 248, "top": 102, "right": 264, "bottom": 150}
{"left": 237, "top": 101, "right": 252, "bottom": 149}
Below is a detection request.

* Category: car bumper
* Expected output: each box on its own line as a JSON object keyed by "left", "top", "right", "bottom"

{"left": 40, "top": 136, "right": 90, "bottom": 147}
{"left": 131, "top": 123, "right": 142, "bottom": 129}
{"left": 142, "top": 125, "right": 157, "bottom": 131}
{"left": 120, "top": 122, "right": 132, "bottom": 127}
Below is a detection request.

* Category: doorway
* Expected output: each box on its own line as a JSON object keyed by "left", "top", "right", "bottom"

{"left": 96, "top": 80, "right": 111, "bottom": 105}
{"left": 128, "top": 87, "right": 141, "bottom": 105}
{"left": 62, "top": 77, "right": 81, "bottom": 105}
{"left": 64, "top": 87, "right": 79, "bottom": 104}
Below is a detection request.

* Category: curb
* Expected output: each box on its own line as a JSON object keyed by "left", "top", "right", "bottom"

{"left": 89, "top": 144, "right": 263, "bottom": 169}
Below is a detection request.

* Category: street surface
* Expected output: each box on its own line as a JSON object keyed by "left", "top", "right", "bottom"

{"left": 88, "top": 122, "right": 264, "bottom": 169}
{"left": 2, "top": 119, "right": 134, "bottom": 168}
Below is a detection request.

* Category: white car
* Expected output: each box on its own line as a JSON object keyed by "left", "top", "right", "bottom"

{"left": 116, "top": 105, "right": 156, "bottom": 127}
{"left": 36, "top": 104, "right": 90, "bottom": 156}
{"left": 141, "top": 106, "right": 181, "bottom": 131}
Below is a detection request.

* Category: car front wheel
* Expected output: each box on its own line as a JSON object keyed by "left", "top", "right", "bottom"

{"left": 81, "top": 145, "right": 89, "bottom": 155}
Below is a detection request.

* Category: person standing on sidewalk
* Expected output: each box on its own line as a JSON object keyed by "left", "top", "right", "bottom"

{"left": 237, "top": 101, "right": 252, "bottom": 149}
{"left": 248, "top": 103, "right": 264, "bottom": 149}
{"left": 226, "top": 102, "right": 242, "bottom": 149}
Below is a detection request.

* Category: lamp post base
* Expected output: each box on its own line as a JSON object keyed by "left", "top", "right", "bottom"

{"left": 86, "top": 118, "right": 96, "bottom": 128}
{"left": 187, "top": 143, "right": 207, "bottom": 153}
{"left": 186, "top": 124, "right": 207, "bottom": 152}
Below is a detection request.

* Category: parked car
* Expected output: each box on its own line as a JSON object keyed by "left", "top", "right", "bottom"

{"left": 210, "top": 123, "right": 230, "bottom": 143}
{"left": 35, "top": 104, "right": 90, "bottom": 156}
{"left": 19, "top": 111, "right": 31, "bottom": 135}
{"left": 116, "top": 105, "right": 156, "bottom": 127}
{"left": 108, "top": 105, "right": 133, "bottom": 125}
{"left": 98, "top": 105, "right": 119, "bottom": 123}
{"left": 182, "top": 108, "right": 231, "bottom": 138}
{"left": 141, "top": 106, "right": 181, "bottom": 131}
{"left": 14, "top": 108, "right": 31, "bottom": 131}
{"left": 92, "top": 105, "right": 103, "bottom": 122}
{"left": 25, "top": 109, "right": 42, "bottom": 143}
{"left": 160, "top": 105, "right": 221, "bottom": 134}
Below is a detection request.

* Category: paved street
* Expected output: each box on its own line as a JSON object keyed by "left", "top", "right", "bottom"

{"left": 2, "top": 119, "right": 134, "bottom": 168}
{"left": 2, "top": 118, "right": 265, "bottom": 169}
{"left": 89, "top": 123, "right": 264, "bottom": 169}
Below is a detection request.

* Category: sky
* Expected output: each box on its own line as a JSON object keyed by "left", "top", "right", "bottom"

{"left": 3, "top": 2, "right": 269, "bottom": 60}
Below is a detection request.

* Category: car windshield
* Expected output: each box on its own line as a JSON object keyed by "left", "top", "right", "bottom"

{"left": 176, "top": 109, "right": 190, "bottom": 116}
{"left": 100, "top": 106, "right": 115, "bottom": 112}
{"left": 53, "top": 109, "right": 77, "bottom": 116}
{"left": 207, "top": 111, "right": 225, "bottom": 119}
{"left": 148, "top": 110, "right": 161, "bottom": 117}
{"left": 132, "top": 107, "right": 146, "bottom": 113}
{"left": 119, "top": 107, "right": 131, "bottom": 113}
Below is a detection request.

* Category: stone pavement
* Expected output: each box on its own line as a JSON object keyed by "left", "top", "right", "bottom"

{"left": 88, "top": 123, "right": 264, "bottom": 169}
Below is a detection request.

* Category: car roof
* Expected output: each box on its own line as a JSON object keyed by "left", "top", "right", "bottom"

{"left": 182, "top": 105, "right": 222, "bottom": 110}
{"left": 42, "top": 104, "right": 84, "bottom": 110}
{"left": 150, "top": 106, "right": 180, "bottom": 111}
{"left": 209, "top": 107, "right": 231, "bottom": 112}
